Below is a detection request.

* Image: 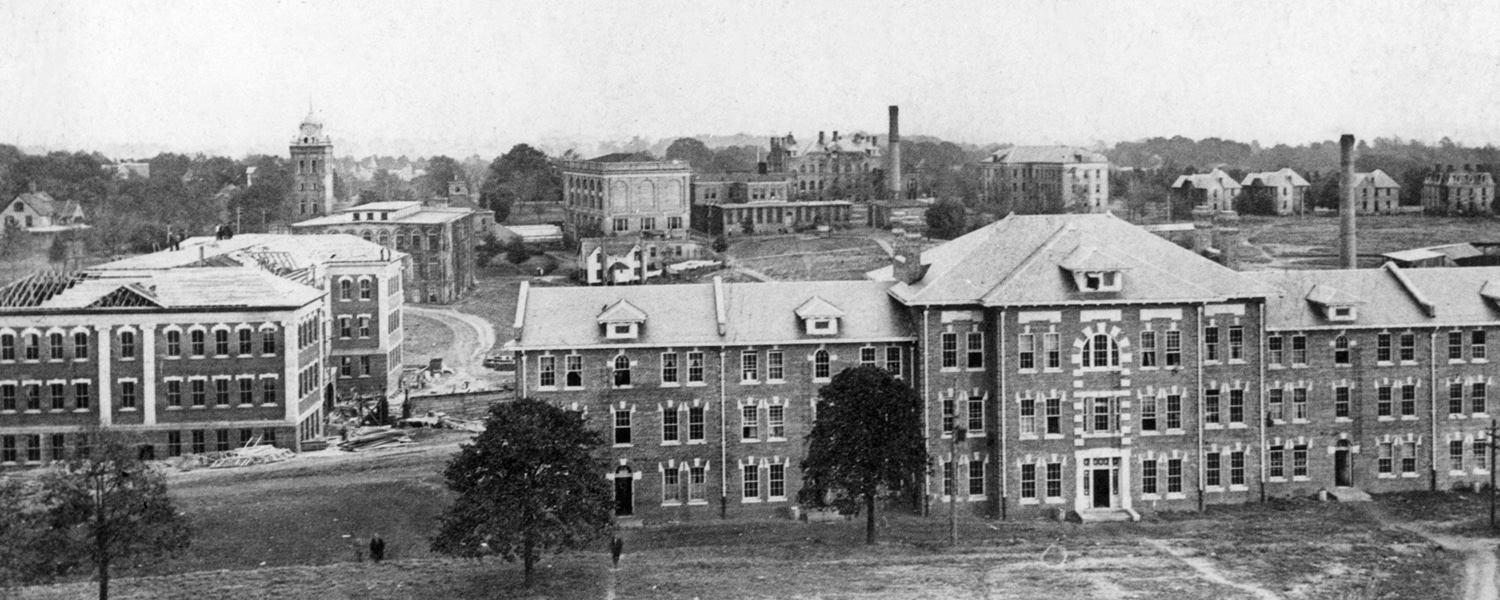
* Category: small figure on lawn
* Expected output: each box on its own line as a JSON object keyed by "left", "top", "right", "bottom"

{"left": 610, "top": 536, "right": 624, "bottom": 569}
{"left": 370, "top": 535, "right": 386, "bottom": 563}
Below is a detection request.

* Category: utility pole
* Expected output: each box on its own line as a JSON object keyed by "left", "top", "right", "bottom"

{"left": 235, "top": 207, "right": 242, "bottom": 233}
{"left": 1490, "top": 419, "right": 1496, "bottom": 530}
{"left": 950, "top": 426, "right": 966, "bottom": 547}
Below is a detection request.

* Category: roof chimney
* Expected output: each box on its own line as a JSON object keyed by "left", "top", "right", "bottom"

{"left": 833, "top": 131, "right": 839, "bottom": 141}
{"left": 818, "top": 131, "right": 825, "bottom": 145}
{"left": 887, "top": 105, "right": 903, "bottom": 200}
{"left": 891, "top": 238, "right": 925, "bottom": 284}
{"left": 1339, "top": 134, "right": 1357, "bottom": 269}
{"left": 757, "top": 162, "right": 768, "bottom": 175}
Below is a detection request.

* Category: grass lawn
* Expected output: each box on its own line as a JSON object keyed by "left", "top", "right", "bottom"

{"left": 728, "top": 234, "right": 890, "bottom": 281}
{"left": 449, "top": 276, "right": 524, "bottom": 343}
{"left": 1238, "top": 213, "right": 1500, "bottom": 269}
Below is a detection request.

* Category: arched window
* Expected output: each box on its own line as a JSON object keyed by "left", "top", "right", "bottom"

{"left": 395, "top": 231, "right": 407, "bottom": 250}
{"left": 1081, "top": 334, "right": 1119, "bottom": 368}
{"left": 1333, "top": 335, "right": 1350, "bottom": 365}
{"left": 190, "top": 330, "right": 206, "bottom": 356}
{"left": 165, "top": 330, "right": 181, "bottom": 357}
{"left": 361, "top": 230, "right": 373, "bottom": 243}
{"left": 377, "top": 231, "right": 390, "bottom": 247}
{"left": 339, "top": 279, "right": 352, "bottom": 301}
{"left": 813, "top": 350, "right": 830, "bottom": 380}
{"left": 214, "top": 329, "right": 230, "bottom": 355}
{"left": 613, "top": 355, "right": 631, "bottom": 387}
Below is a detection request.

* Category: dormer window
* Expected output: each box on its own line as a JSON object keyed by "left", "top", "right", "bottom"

{"left": 1307, "top": 284, "right": 1363, "bottom": 323}
{"left": 610, "top": 323, "right": 637, "bottom": 338}
{"left": 597, "top": 299, "right": 647, "bottom": 340}
{"left": 1082, "top": 271, "right": 1120, "bottom": 291}
{"left": 795, "top": 296, "right": 845, "bottom": 337}
{"left": 1330, "top": 306, "right": 1355, "bottom": 321}
{"left": 1061, "top": 246, "right": 1128, "bottom": 293}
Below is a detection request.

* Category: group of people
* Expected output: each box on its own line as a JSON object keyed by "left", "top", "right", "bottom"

{"left": 161, "top": 223, "right": 234, "bottom": 252}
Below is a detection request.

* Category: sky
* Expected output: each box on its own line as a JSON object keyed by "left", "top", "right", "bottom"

{"left": 2, "top": 0, "right": 1499, "bottom": 158}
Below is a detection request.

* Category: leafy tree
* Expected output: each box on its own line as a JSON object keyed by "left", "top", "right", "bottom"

{"left": 799, "top": 366, "right": 928, "bottom": 545}
{"left": 664, "top": 138, "right": 715, "bottom": 170}
{"left": 0, "top": 476, "right": 50, "bottom": 590}
{"left": 712, "top": 234, "right": 729, "bottom": 253}
{"left": 420, "top": 155, "right": 465, "bottom": 198}
{"left": 432, "top": 398, "right": 613, "bottom": 587}
{"left": 924, "top": 198, "right": 968, "bottom": 240}
{"left": 475, "top": 232, "right": 505, "bottom": 268}
{"left": 39, "top": 427, "right": 192, "bottom": 600}
{"left": 480, "top": 144, "right": 561, "bottom": 223}
{"left": 0, "top": 220, "right": 23, "bottom": 258}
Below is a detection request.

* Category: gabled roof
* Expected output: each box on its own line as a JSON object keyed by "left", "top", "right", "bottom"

{"left": 597, "top": 299, "right": 647, "bottom": 323}
{"left": 884, "top": 213, "right": 1272, "bottom": 307}
{"left": 1352, "top": 169, "right": 1401, "bottom": 188}
{"left": 11, "top": 191, "right": 60, "bottom": 216}
{"left": 793, "top": 296, "right": 845, "bottom": 319}
{"left": 0, "top": 268, "right": 321, "bottom": 311}
{"left": 985, "top": 146, "right": 1108, "bottom": 165}
{"left": 1305, "top": 284, "right": 1365, "bottom": 306}
{"left": 1241, "top": 168, "right": 1310, "bottom": 188}
{"left": 1059, "top": 245, "right": 1132, "bottom": 272}
{"left": 1172, "top": 168, "right": 1241, "bottom": 190}
{"left": 1248, "top": 266, "right": 1500, "bottom": 329}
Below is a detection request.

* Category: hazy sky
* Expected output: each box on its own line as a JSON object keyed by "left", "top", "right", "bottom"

{"left": 3, "top": 0, "right": 1499, "bottom": 158}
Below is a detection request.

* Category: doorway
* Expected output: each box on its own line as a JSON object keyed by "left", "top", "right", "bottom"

{"left": 1091, "top": 469, "right": 1111, "bottom": 508}
{"left": 614, "top": 467, "right": 634, "bottom": 516}
{"left": 1334, "top": 439, "right": 1352, "bottom": 487}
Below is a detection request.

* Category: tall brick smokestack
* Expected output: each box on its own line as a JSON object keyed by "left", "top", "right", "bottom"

{"left": 888, "top": 105, "right": 902, "bottom": 200}
{"left": 1339, "top": 134, "right": 1357, "bottom": 269}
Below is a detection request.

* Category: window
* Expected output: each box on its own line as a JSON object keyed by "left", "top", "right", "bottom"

{"left": 743, "top": 464, "right": 760, "bottom": 499}
{"left": 1475, "top": 330, "right": 1488, "bottom": 360}
{"left": 538, "top": 356, "right": 556, "bottom": 388}
{"left": 1081, "top": 334, "right": 1119, "bottom": 368}
{"left": 741, "top": 351, "right": 759, "bottom": 382}
{"left": 1018, "top": 334, "right": 1035, "bottom": 370}
{"left": 1141, "top": 460, "right": 1159, "bottom": 494}
{"left": 1452, "top": 440, "right": 1466, "bottom": 471}
{"left": 23, "top": 333, "right": 38, "bottom": 360}
{"left": 770, "top": 463, "right": 786, "bottom": 499}
{"left": 1205, "top": 452, "right": 1221, "bottom": 487}
{"left": 741, "top": 405, "right": 759, "bottom": 440}
{"left": 1267, "top": 388, "right": 1284, "bottom": 421}
{"left": 359, "top": 317, "right": 371, "bottom": 338}
{"left": 613, "top": 355, "right": 631, "bottom": 387}
{"left": 1045, "top": 397, "right": 1062, "bottom": 435}
{"left": 215, "top": 379, "right": 230, "bottom": 406}
{"left": 1164, "top": 394, "right": 1182, "bottom": 430}
{"left": 74, "top": 332, "right": 88, "bottom": 359}
{"left": 1293, "top": 388, "right": 1308, "bottom": 420}
{"left": 217, "top": 430, "right": 230, "bottom": 452}
{"left": 1377, "top": 333, "right": 1392, "bottom": 362}
{"left": 1451, "top": 382, "right": 1465, "bottom": 415}
{"left": 74, "top": 382, "right": 89, "bottom": 409}
{"left": 190, "top": 330, "right": 205, "bottom": 356}
{"left": 941, "top": 461, "right": 954, "bottom": 496}
{"left": 1045, "top": 463, "right": 1062, "bottom": 498}
{"left": 769, "top": 405, "right": 785, "bottom": 438}
{"left": 1401, "top": 384, "right": 1417, "bottom": 416}
{"left": 189, "top": 430, "right": 206, "bottom": 454}
{"left": 49, "top": 383, "right": 64, "bottom": 410}
{"left": 1293, "top": 444, "right": 1309, "bottom": 478}
{"left": 966, "top": 332, "right": 983, "bottom": 369}
{"left": 613, "top": 218, "right": 629, "bottom": 232}
{"left": 210, "top": 329, "right": 230, "bottom": 356}
{"left": 1268, "top": 335, "right": 1283, "bottom": 365}
{"left": 1478, "top": 439, "right": 1490, "bottom": 471}
{"left": 239, "top": 378, "right": 254, "bottom": 405}
{"left": 1165, "top": 331, "right": 1181, "bottom": 367}
{"left": 1291, "top": 334, "right": 1308, "bottom": 365}
{"left": 688, "top": 406, "right": 705, "bottom": 441}
{"left": 1020, "top": 397, "right": 1037, "bottom": 435}
{"left": 1204, "top": 326, "right": 1219, "bottom": 362}
{"left": 860, "top": 347, "right": 876, "bottom": 367}
{"left": 1377, "top": 385, "right": 1393, "bottom": 416}
{"left": 663, "top": 469, "right": 681, "bottom": 503}
{"left": 167, "top": 380, "right": 182, "bottom": 407}
{"left": 565, "top": 355, "right": 583, "bottom": 388}
{"left": 191, "top": 379, "right": 206, "bottom": 407}
{"left": 359, "top": 279, "right": 372, "bottom": 301}
{"left": 25, "top": 435, "right": 40, "bottom": 462}
{"left": 885, "top": 347, "right": 901, "bottom": 375}
{"left": 1204, "top": 389, "right": 1221, "bottom": 425}
{"left": 1138, "top": 396, "right": 1158, "bottom": 431}
{"left": 941, "top": 333, "right": 958, "bottom": 368}
{"left": 689, "top": 466, "right": 705, "bottom": 501}
{"left": 1044, "top": 333, "right": 1061, "bottom": 369}
{"left": 1228, "top": 326, "right": 1244, "bottom": 361}
{"left": 1333, "top": 336, "right": 1350, "bottom": 365}
{"left": 1450, "top": 331, "right": 1464, "bottom": 360}
{"left": 1230, "top": 451, "right": 1246, "bottom": 486}
{"left": 613, "top": 409, "right": 631, "bottom": 445}
{"left": 261, "top": 379, "right": 277, "bottom": 405}
{"left": 813, "top": 350, "right": 830, "bottom": 380}
{"left": 941, "top": 395, "right": 955, "bottom": 435}
{"left": 1020, "top": 464, "right": 1037, "bottom": 499}
{"left": 668, "top": 216, "right": 683, "bottom": 230}
{"left": 1269, "top": 447, "right": 1285, "bottom": 478}
{"left": 167, "top": 432, "right": 182, "bottom": 458}
{"left": 339, "top": 279, "right": 352, "bottom": 301}
{"left": 339, "top": 357, "right": 353, "bottom": 378}
{"left": 1475, "top": 382, "right": 1488, "bottom": 414}
{"left": 1165, "top": 458, "right": 1183, "bottom": 493}
{"left": 660, "top": 352, "right": 678, "bottom": 384}
{"left": 339, "top": 317, "right": 352, "bottom": 339}
{"left": 24, "top": 384, "right": 38, "bottom": 411}
{"left": 687, "top": 352, "right": 704, "bottom": 383}
{"left": 166, "top": 330, "right": 181, "bottom": 357}
{"left": 119, "top": 331, "right": 135, "bottom": 359}
{"left": 119, "top": 380, "right": 137, "bottom": 409}
{"left": 767, "top": 351, "right": 784, "bottom": 381}
{"left": 1140, "top": 331, "right": 1157, "bottom": 367}
{"left": 0, "top": 384, "right": 12, "bottom": 411}
{"left": 261, "top": 329, "right": 277, "bottom": 355}
{"left": 968, "top": 395, "right": 984, "bottom": 432}
{"left": 0, "top": 333, "right": 12, "bottom": 360}
{"left": 49, "top": 332, "right": 64, "bottom": 360}
{"left": 0, "top": 436, "right": 12, "bottom": 463}
{"left": 1402, "top": 441, "right": 1418, "bottom": 474}
{"left": 1229, "top": 389, "right": 1245, "bottom": 423}
{"left": 1399, "top": 333, "right": 1415, "bottom": 361}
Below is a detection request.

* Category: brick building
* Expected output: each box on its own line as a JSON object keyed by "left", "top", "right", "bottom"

{"left": 1423, "top": 164, "right": 1495, "bottom": 215}
{"left": 766, "top": 131, "right": 884, "bottom": 202}
{"left": 561, "top": 154, "right": 692, "bottom": 237}
{"left": 1171, "top": 168, "right": 1242, "bottom": 213}
{"left": 1351, "top": 170, "right": 1402, "bottom": 214}
{"left": 509, "top": 212, "right": 1500, "bottom": 523}
{"left": 290, "top": 201, "right": 479, "bottom": 304}
{"left": 290, "top": 110, "right": 340, "bottom": 217}
{"left": 978, "top": 146, "right": 1111, "bottom": 214}
{"left": 1239, "top": 168, "right": 1310, "bottom": 215}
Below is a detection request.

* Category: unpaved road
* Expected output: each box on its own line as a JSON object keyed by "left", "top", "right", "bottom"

{"left": 405, "top": 305, "right": 505, "bottom": 392}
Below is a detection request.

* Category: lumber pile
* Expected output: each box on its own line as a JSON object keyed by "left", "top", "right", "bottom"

{"left": 207, "top": 444, "right": 295, "bottom": 469}
{"left": 337, "top": 427, "right": 413, "bottom": 452}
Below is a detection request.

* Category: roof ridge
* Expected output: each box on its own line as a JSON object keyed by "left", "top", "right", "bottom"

{"left": 981, "top": 219, "right": 1076, "bottom": 301}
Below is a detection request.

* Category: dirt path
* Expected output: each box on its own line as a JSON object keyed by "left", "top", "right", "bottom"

{"left": 1359, "top": 503, "right": 1498, "bottom": 600}
{"left": 406, "top": 305, "right": 499, "bottom": 391}
{"left": 1143, "top": 539, "right": 1281, "bottom": 600}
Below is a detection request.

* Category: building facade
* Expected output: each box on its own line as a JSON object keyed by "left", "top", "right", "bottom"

{"left": 1172, "top": 168, "right": 1242, "bottom": 213}
{"left": 766, "top": 132, "right": 884, "bottom": 202}
{"left": 579, "top": 237, "right": 708, "bottom": 285}
{"left": 510, "top": 213, "right": 1500, "bottom": 523}
{"left": 561, "top": 154, "right": 691, "bottom": 237}
{"left": 1239, "top": 169, "right": 1310, "bottom": 215}
{"left": 1351, "top": 170, "right": 1403, "bottom": 215}
{"left": 1423, "top": 164, "right": 1495, "bottom": 215}
{"left": 4, "top": 190, "right": 86, "bottom": 233}
{"left": 978, "top": 147, "right": 1111, "bottom": 214}
{"left": 290, "top": 111, "right": 338, "bottom": 217}
{"left": 291, "top": 201, "right": 479, "bottom": 304}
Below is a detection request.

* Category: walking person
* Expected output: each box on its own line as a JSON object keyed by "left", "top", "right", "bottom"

{"left": 369, "top": 535, "right": 386, "bottom": 563}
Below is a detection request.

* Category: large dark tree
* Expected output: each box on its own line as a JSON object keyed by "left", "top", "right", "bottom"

{"left": 420, "top": 155, "right": 465, "bottom": 198}
{"left": 38, "top": 427, "right": 192, "bottom": 600}
{"left": 479, "top": 144, "right": 561, "bottom": 223}
{"left": 664, "top": 138, "right": 715, "bottom": 170}
{"left": 0, "top": 476, "right": 50, "bottom": 590}
{"left": 799, "top": 366, "right": 928, "bottom": 545}
{"left": 432, "top": 398, "right": 613, "bottom": 587}
{"left": 924, "top": 198, "right": 968, "bottom": 240}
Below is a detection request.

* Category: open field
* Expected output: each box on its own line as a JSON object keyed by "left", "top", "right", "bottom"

{"left": 448, "top": 277, "right": 524, "bottom": 343}
{"left": 12, "top": 434, "right": 1473, "bottom": 600}
{"left": 1237, "top": 214, "right": 1500, "bottom": 270}
{"left": 728, "top": 234, "right": 892, "bottom": 280}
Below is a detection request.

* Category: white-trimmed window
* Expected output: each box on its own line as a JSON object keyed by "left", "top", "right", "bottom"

{"left": 565, "top": 355, "right": 583, "bottom": 388}
{"left": 1167, "top": 458, "right": 1183, "bottom": 493}
{"left": 1293, "top": 444, "right": 1309, "bottom": 478}
{"left": 0, "top": 332, "right": 13, "bottom": 361}
{"left": 339, "top": 278, "right": 352, "bottom": 301}
{"left": 1402, "top": 440, "right": 1417, "bottom": 474}
{"left": 662, "top": 407, "right": 679, "bottom": 443}
{"left": 1081, "top": 334, "right": 1119, "bottom": 369}
{"left": 1452, "top": 440, "right": 1466, "bottom": 471}
{"left": 1334, "top": 335, "right": 1351, "bottom": 365}
{"left": 1230, "top": 451, "right": 1246, "bottom": 486}
{"left": 767, "top": 351, "right": 784, "bottom": 382}
{"left": 538, "top": 356, "right": 556, "bottom": 388}
{"left": 941, "top": 333, "right": 958, "bottom": 369}
{"left": 662, "top": 468, "right": 681, "bottom": 504}
{"left": 1204, "top": 326, "right": 1219, "bottom": 362}
{"left": 166, "top": 379, "right": 182, "bottom": 408}
{"left": 1019, "top": 397, "right": 1037, "bottom": 436}
{"left": 613, "top": 355, "right": 631, "bottom": 388}
{"left": 968, "top": 459, "right": 985, "bottom": 497}
{"left": 73, "top": 331, "right": 88, "bottom": 359}
{"left": 688, "top": 406, "right": 705, "bottom": 441}
{"left": 358, "top": 316, "right": 371, "bottom": 338}
{"left": 1020, "top": 463, "right": 1037, "bottom": 499}
{"left": 238, "top": 377, "right": 254, "bottom": 405}
{"left": 1476, "top": 382, "right": 1489, "bottom": 414}
{"left": 237, "top": 328, "right": 253, "bottom": 355}
{"left": 48, "top": 331, "right": 64, "bottom": 361}
{"left": 1043, "top": 332, "right": 1061, "bottom": 369}
{"left": 613, "top": 409, "right": 631, "bottom": 445}
{"left": 119, "top": 379, "right": 137, "bottom": 409}
{"left": 813, "top": 350, "right": 830, "bottom": 381}
{"left": 769, "top": 463, "right": 786, "bottom": 501}
{"left": 741, "top": 405, "right": 759, "bottom": 440}
{"left": 359, "top": 278, "right": 373, "bottom": 301}
{"left": 1140, "top": 331, "right": 1157, "bottom": 367}
{"left": 190, "top": 329, "right": 206, "bottom": 356}
{"left": 743, "top": 464, "right": 760, "bottom": 500}
{"left": 860, "top": 347, "right": 876, "bottom": 367}
{"left": 1474, "top": 330, "right": 1487, "bottom": 360}
{"left": 1018, "top": 333, "right": 1035, "bottom": 370}
{"left": 661, "top": 352, "right": 678, "bottom": 385}
{"left": 967, "top": 394, "right": 985, "bottom": 432}
{"left": 1293, "top": 387, "right": 1308, "bottom": 420}
{"left": 688, "top": 465, "right": 706, "bottom": 502}
{"left": 768, "top": 404, "right": 785, "bottom": 439}
{"left": 687, "top": 352, "right": 704, "bottom": 383}
{"left": 1045, "top": 462, "right": 1062, "bottom": 498}
{"left": 741, "top": 350, "right": 759, "bottom": 382}
{"left": 885, "top": 346, "right": 901, "bottom": 376}
{"left": 966, "top": 331, "right": 984, "bottom": 369}
{"left": 118, "top": 330, "right": 135, "bottom": 360}
{"left": 1140, "top": 396, "right": 1158, "bottom": 431}
{"left": 1268, "top": 335, "right": 1284, "bottom": 365}
{"left": 1399, "top": 332, "right": 1416, "bottom": 361}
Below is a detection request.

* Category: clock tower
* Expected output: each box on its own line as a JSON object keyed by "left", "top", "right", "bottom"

{"left": 290, "top": 110, "right": 336, "bottom": 216}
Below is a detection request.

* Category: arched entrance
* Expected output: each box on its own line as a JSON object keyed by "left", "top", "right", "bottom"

{"left": 1334, "top": 439, "right": 1352, "bottom": 488}
{"left": 614, "top": 466, "right": 634, "bottom": 516}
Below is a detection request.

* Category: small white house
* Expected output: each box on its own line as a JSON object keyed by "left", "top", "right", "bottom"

{"left": 3, "top": 191, "right": 87, "bottom": 233}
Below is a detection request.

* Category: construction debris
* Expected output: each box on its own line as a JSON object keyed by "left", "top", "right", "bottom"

{"left": 337, "top": 427, "right": 413, "bottom": 452}
{"left": 207, "top": 444, "right": 295, "bottom": 469}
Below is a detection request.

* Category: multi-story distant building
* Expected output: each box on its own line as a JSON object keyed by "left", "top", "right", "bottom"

{"left": 1171, "top": 168, "right": 1242, "bottom": 213}
{"left": 689, "top": 171, "right": 850, "bottom": 235}
{"left": 561, "top": 154, "right": 691, "bottom": 237}
{"left": 509, "top": 212, "right": 1500, "bottom": 524}
{"left": 978, "top": 146, "right": 1111, "bottom": 213}
{"left": 290, "top": 111, "right": 338, "bottom": 217}
{"left": 766, "top": 131, "right": 884, "bottom": 202}
{"left": 1351, "top": 170, "right": 1403, "bottom": 214}
{"left": 291, "top": 201, "right": 479, "bottom": 304}
{"left": 1238, "top": 168, "right": 1310, "bottom": 216}
{"left": 1423, "top": 164, "right": 1494, "bottom": 215}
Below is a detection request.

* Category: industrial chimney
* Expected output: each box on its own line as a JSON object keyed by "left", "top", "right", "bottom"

{"left": 1339, "top": 134, "right": 1357, "bottom": 269}
{"left": 888, "top": 105, "right": 902, "bottom": 200}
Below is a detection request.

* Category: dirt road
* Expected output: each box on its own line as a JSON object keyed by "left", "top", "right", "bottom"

{"left": 405, "top": 305, "right": 503, "bottom": 392}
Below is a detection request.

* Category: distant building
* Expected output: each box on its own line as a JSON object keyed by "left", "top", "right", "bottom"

{"left": 1423, "top": 164, "right": 1494, "bottom": 215}
{"left": 869, "top": 198, "right": 933, "bottom": 231}
{"left": 291, "top": 201, "right": 480, "bottom": 304}
{"left": 766, "top": 131, "right": 884, "bottom": 202}
{"left": 1351, "top": 170, "right": 1402, "bottom": 214}
{"left": 290, "top": 110, "right": 339, "bottom": 217}
{"left": 978, "top": 146, "right": 1111, "bottom": 213}
{"left": 561, "top": 154, "right": 691, "bottom": 236}
{"left": 579, "top": 237, "right": 708, "bottom": 285}
{"left": 1171, "top": 168, "right": 1242, "bottom": 213}
{"left": 690, "top": 172, "right": 790, "bottom": 206}
{"left": 3, "top": 190, "right": 86, "bottom": 233}
{"left": 688, "top": 171, "right": 848, "bottom": 235}
{"left": 102, "top": 161, "right": 151, "bottom": 180}
{"left": 1239, "top": 169, "right": 1310, "bottom": 215}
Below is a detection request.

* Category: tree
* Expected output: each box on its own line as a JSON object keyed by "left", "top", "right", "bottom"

{"left": 799, "top": 366, "right": 928, "bottom": 545}
{"left": 663, "top": 138, "right": 715, "bottom": 170}
{"left": 0, "top": 476, "right": 50, "bottom": 591}
{"left": 711, "top": 234, "right": 729, "bottom": 253}
{"left": 420, "top": 155, "right": 465, "bottom": 198}
{"left": 432, "top": 399, "right": 613, "bottom": 587}
{"left": 480, "top": 145, "right": 561, "bottom": 223}
{"left": 924, "top": 198, "right": 968, "bottom": 240}
{"left": 39, "top": 427, "right": 192, "bottom": 600}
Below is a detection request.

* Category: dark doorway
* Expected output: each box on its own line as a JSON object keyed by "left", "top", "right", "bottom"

{"left": 138, "top": 444, "right": 155, "bottom": 461}
{"left": 1334, "top": 440, "right": 1352, "bottom": 487}
{"left": 614, "top": 467, "right": 634, "bottom": 516}
{"left": 1091, "top": 469, "right": 1111, "bottom": 508}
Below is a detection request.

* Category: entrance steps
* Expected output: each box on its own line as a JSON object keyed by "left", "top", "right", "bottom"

{"left": 1328, "top": 487, "right": 1372, "bottom": 502}
{"left": 1073, "top": 508, "right": 1141, "bottom": 523}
